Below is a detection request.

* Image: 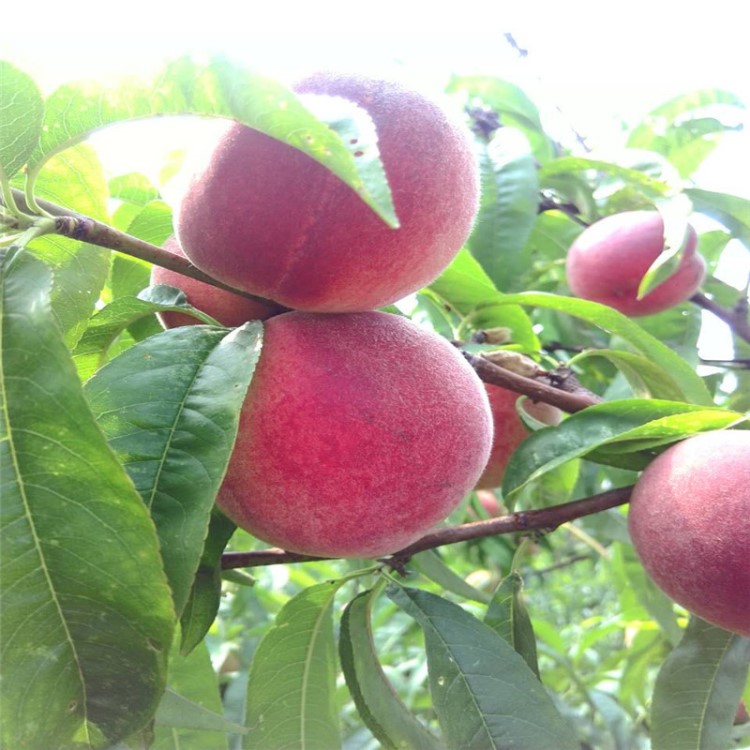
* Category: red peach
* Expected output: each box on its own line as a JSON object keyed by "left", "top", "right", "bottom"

{"left": 175, "top": 73, "right": 479, "bottom": 312}
{"left": 476, "top": 490, "right": 504, "bottom": 517}
{"left": 566, "top": 211, "right": 705, "bottom": 316}
{"left": 151, "top": 237, "right": 280, "bottom": 328}
{"left": 628, "top": 430, "right": 750, "bottom": 636}
{"left": 217, "top": 311, "right": 493, "bottom": 558}
{"left": 476, "top": 386, "right": 562, "bottom": 490}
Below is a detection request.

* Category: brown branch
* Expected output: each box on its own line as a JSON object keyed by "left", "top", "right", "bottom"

{"left": 7, "top": 188, "right": 277, "bottom": 307}
{"left": 691, "top": 291, "right": 750, "bottom": 345}
{"left": 221, "top": 485, "right": 632, "bottom": 570}
{"left": 464, "top": 351, "right": 603, "bottom": 413}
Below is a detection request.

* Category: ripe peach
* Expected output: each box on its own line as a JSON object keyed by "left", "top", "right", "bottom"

{"left": 476, "top": 386, "right": 562, "bottom": 490}
{"left": 151, "top": 237, "right": 280, "bottom": 328}
{"left": 476, "top": 490, "right": 504, "bottom": 517}
{"left": 566, "top": 211, "right": 705, "bottom": 316}
{"left": 175, "top": 73, "right": 479, "bottom": 312}
{"left": 628, "top": 430, "right": 750, "bottom": 636}
{"left": 217, "top": 311, "right": 493, "bottom": 558}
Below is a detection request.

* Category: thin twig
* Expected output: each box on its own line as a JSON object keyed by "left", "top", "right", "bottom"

{"left": 464, "top": 351, "right": 603, "bottom": 413}
{"left": 220, "top": 486, "right": 632, "bottom": 570}
{"left": 5, "top": 188, "right": 276, "bottom": 306}
{"left": 691, "top": 291, "right": 750, "bottom": 345}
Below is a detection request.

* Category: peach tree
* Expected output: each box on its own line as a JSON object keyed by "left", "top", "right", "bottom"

{"left": 1, "top": 57, "right": 749, "bottom": 750}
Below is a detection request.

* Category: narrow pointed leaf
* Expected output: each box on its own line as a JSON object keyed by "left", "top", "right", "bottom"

{"left": 23, "top": 144, "right": 111, "bottom": 348}
{"left": 153, "top": 637, "right": 243, "bottom": 748}
{"left": 502, "top": 400, "right": 745, "bottom": 499}
{"left": 540, "top": 156, "right": 673, "bottom": 197}
{"left": 570, "top": 349, "right": 689, "bottom": 401}
{"left": 413, "top": 550, "right": 491, "bottom": 604}
{"left": 484, "top": 573, "right": 540, "bottom": 677}
{"left": 72, "top": 291, "right": 219, "bottom": 381}
{"left": 494, "top": 292, "right": 712, "bottom": 404}
{"left": 468, "top": 128, "right": 539, "bottom": 291}
{"left": 244, "top": 581, "right": 343, "bottom": 750}
{"left": 0, "top": 62, "right": 44, "bottom": 178}
{"left": 109, "top": 172, "right": 160, "bottom": 206}
{"left": 637, "top": 195, "right": 694, "bottom": 299}
{"left": 340, "top": 587, "right": 445, "bottom": 750}
{"left": 651, "top": 617, "right": 750, "bottom": 750}
{"left": 429, "top": 249, "right": 539, "bottom": 351}
{"left": 0, "top": 250, "right": 175, "bottom": 749}
{"left": 685, "top": 188, "right": 750, "bottom": 245}
{"left": 85, "top": 322, "right": 262, "bottom": 616}
{"left": 155, "top": 690, "right": 246, "bottom": 735}
{"left": 627, "top": 90, "right": 745, "bottom": 178}
{"left": 28, "top": 56, "right": 396, "bottom": 226}
{"left": 446, "top": 75, "right": 554, "bottom": 164}
{"left": 388, "top": 585, "right": 579, "bottom": 750}
{"left": 180, "top": 510, "right": 236, "bottom": 655}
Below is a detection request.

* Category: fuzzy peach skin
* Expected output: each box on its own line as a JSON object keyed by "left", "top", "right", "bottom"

{"left": 629, "top": 430, "right": 750, "bottom": 636}
{"left": 174, "top": 72, "right": 479, "bottom": 312}
{"left": 151, "top": 237, "right": 281, "bottom": 328}
{"left": 566, "top": 211, "right": 706, "bottom": 316}
{"left": 217, "top": 311, "right": 493, "bottom": 558}
{"left": 475, "top": 385, "right": 562, "bottom": 490}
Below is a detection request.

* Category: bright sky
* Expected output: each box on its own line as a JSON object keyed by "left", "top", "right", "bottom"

{"left": 7, "top": 0, "right": 748, "bottom": 188}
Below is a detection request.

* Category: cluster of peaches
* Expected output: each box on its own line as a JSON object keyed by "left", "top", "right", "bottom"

{"left": 152, "top": 72, "right": 748, "bottom": 636}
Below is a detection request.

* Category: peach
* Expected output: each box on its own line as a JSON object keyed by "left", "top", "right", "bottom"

{"left": 150, "top": 237, "right": 280, "bottom": 328}
{"left": 476, "top": 386, "right": 562, "bottom": 490}
{"left": 628, "top": 430, "right": 750, "bottom": 636}
{"left": 566, "top": 211, "right": 706, "bottom": 316}
{"left": 174, "top": 72, "right": 479, "bottom": 312}
{"left": 217, "top": 311, "right": 493, "bottom": 558}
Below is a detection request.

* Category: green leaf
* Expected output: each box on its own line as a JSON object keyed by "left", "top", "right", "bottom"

{"left": 72, "top": 292, "right": 218, "bottom": 381}
{"left": 244, "top": 582, "right": 343, "bottom": 750}
{"left": 23, "top": 143, "right": 111, "bottom": 348}
{"left": 447, "top": 76, "right": 545, "bottom": 135}
{"left": 85, "top": 322, "right": 262, "bottom": 616}
{"left": 180, "top": 510, "right": 236, "bottom": 656}
{"left": 0, "top": 62, "right": 44, "bottom": 179}
{"left": 540, "top": 155, "right": 673, "bottom": 197}
{"left": 387, "top": 585, "right": 579, "bottom": 750}
{"left": 610, "top": 544, "right": 682, "bottom": 647}
{"left": 627, "top": 90, "right": 745, "bottom": 178}
{"left": 413, "top": 550, "right": 491, "bottom": 604}
{"left": 539, "top": 172, "right": 598, "bottom": 223}
{"left": 339, "top": 587, "right": 444, "bottom": 750}
{"left": 636, "top": 194, "right": 694, "bottom": 299}
{"left": 446, "top": 75, "right": 554, "bottom": 164}
{"left": 108, "top": 200, "right": 175, "bottom": 343}
{"left": 468, "top": 128, "right": 539, "bottom": 291}
{"left": 484, "top": 572, "right": 540, "bottom": 677}
{"left": 570, "top": 349, "right": 689, "bottom": 401}
{"left": 0, "top": 250, "right": 175, "bottom": 749}
{"left": 685, "top": 188, "right": 750, "bottom": 246}
{"left": 109, "top": 172, "right": 160, "bottom": 206}
{"left": 428, "top": 249, "right": 539, "bottom": 351}
{"left": 502, "top": 400, "right": 745, "bottom": 499}
{"left": 156, "top": 690, "right": 246, "bottom": 736}
{"left": 121, "top": 199, "right": 173, "bottom": 244}
{"left": 651, "top": 617, "right": 750, "bottom": 750}
{"left": 152, "top": 637, "right": 243, "bottom": 749}
{"left": 28, "top": 56, "right": 396, "bottom": 227}
{"left": 493, "top": 292, "right": 712, "bottom": 405}
{"left": 512, "top": 455, "right": 580, "bottom": 512}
